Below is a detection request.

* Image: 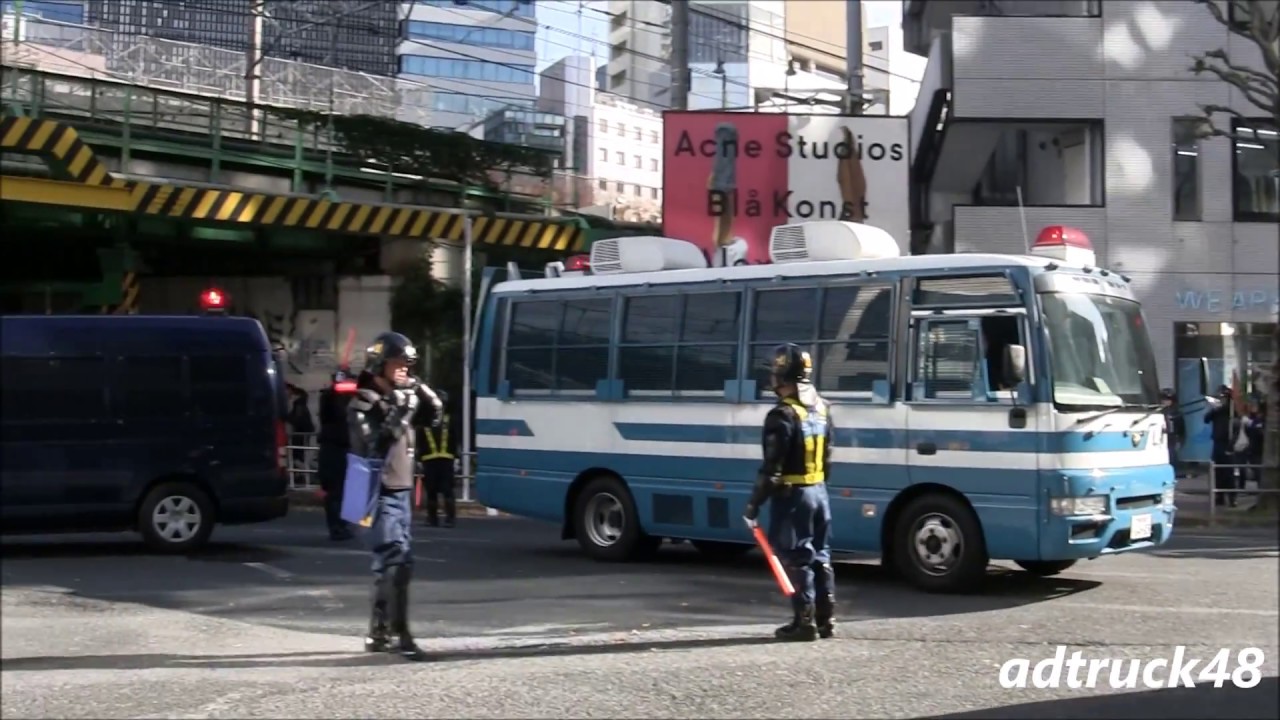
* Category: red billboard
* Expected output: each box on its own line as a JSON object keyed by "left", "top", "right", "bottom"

{"left": 661, "top": 112, "right": 910, "bottom": 264}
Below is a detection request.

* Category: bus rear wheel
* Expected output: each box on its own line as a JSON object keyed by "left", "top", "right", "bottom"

{"left": 573, "top": 476, "right": 658, "bottom": 562}
{"left": 893, "top": 493, "right": 988, "bottom": 593}
{"left": 1015, "top": 559, "right": 1077, "bottom": 576}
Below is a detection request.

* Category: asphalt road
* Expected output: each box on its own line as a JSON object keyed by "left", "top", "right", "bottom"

{"left": 2, "top": 510, "right": 1277, "bottom": 719}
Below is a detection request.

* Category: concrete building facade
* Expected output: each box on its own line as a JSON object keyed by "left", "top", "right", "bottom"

{"left": 905, "top": 0, "right": 1278, "bottom": 440}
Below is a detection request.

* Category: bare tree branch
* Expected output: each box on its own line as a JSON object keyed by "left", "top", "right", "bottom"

{"left": 1194, "top": 57, "right": 1277, "bottom": 113}
{"left": 1190, "top": 0, "right": 1280, "bottom": 137}
{"left": 1195, "top": 49, "right": 1279, "bottom": 94}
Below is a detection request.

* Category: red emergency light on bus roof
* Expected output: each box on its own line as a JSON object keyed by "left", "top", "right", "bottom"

{"left": 564, "top": 255, "right": 590, "bottom": 272}
{"left": 1030, "top": 225, "right": 1095, "bottom": 266}
{"left": 199, "top": 287, "right": 228, "bottom": 313}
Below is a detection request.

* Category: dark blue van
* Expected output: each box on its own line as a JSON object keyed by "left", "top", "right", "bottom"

{"left": 0, "top": 315, "right": 290, "bottom": 552}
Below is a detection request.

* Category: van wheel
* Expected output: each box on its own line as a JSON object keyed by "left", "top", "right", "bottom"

{"left": 691, "top": 540, "right": 752, "bottom": 561}
{"left": 138, "top": 482, "right": 216, "bottom": 554}
{"left": 893, "top": 493, "right": 988, "bottom": 593}
{"left": 1015, "top": 559, "right": 1077, "bottom": 577}
{"left": 573, "top": 476, "right": 657, "bottom": 562}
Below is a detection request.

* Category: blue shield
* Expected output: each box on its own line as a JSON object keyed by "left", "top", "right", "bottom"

{"left": 341, "top": 454, "right": 382, "bottom": 527}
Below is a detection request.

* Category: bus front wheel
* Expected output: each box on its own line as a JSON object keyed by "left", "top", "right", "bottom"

{"left": 573, "top": 476, "right": 658, "bottom": 562}
{"left": 1015, "top": 559, "right": 1077, "bottom": 576}
{"left": 893, "top": 493, "right": 988, "bottom": 593}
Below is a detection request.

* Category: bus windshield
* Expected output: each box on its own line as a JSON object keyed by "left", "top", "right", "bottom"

{"left": 1039, "top": 292, "right": 1160, "bottom": 410}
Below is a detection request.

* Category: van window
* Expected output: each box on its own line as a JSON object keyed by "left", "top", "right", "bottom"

{"left": 2, "top": 356, "right": 109, "bottom": 422}
{"left": 190, "top": 356, "right": 251, "bottom": 416}
{"left": 113, "top": 356, "right": 185, "bottom": 419}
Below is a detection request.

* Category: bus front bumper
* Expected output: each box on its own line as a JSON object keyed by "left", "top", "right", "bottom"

{"left": 1050, "top": 502, "right": 1176, "bottom": 558}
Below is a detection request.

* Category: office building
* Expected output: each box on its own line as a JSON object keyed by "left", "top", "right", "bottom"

{"left": 905, "top": 0, "right": 1278, "bottom": 427}
{"left": 539, "top": 55, "right": 663, "bottom": 221}
{"left": 399, "top": 0, "right": 537, "bottom": 130}
{"left": 604, "top": 0, "right": 921, "bottom": 114}
{"left": 84, "top": 0, "right": 399, "bottom": 76}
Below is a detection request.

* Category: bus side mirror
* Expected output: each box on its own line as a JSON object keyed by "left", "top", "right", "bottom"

{"left": 1197, "top": 357, "right": 1210, "bottom": 397}
{"left": 1002, "top": 344, "right": 1027, "bottom": 387}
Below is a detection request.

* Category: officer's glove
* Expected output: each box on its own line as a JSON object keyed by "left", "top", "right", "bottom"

{"left": 743, "top": 512, "right": 758, "bottom": 530}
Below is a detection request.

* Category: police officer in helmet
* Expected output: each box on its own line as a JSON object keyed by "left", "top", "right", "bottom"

{"left": 348, "top": 331, "right": 443, "bottom": 661}
{"left": 744, "top": 343, "right": 837, "bottom": 642}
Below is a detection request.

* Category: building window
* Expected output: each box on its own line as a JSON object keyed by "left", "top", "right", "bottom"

{"left": 617, "top": 123, "right": 626, "bottom": 137}
{"left": 419, "top": 0, "right": 534, "bottom": 18}
{"left": 650, "top": 131, "right": 659, "bottom": 144}
{"left": 598, "top": 179, "right": 607, "bottom": 191}
{"left": 404, "top": 20, "right": 534, "bottom": 50}
{"left": 399, "top": 55, "right": 534, "bottom": 84}
{"left": 1172, "top": 118, "right": 1202, "bottom": 221}
{"left": 650, "top": 187, "right": 659, "bottom": 200}
{"left": 869, "top": 40, "right": 884, "bottom": 52}
{"left": 2, "top": 0, "right": 84, "bottom": 23}
{"left": 634, "top": 127, "right": 642, "bottom": 141}
{"left": 615, "top": 151, "right": 624, "bottom": 164}
{"left": 598, "top": 119, "right": 608, "bottom": 134}
{"left": 431, "top": 92, "right": 533, "bottom": 117}
{"left": 614, "top": 181, "right": 625, "bottom": 193}
{"left": 1233, "top": 119, "right": 1280, "bottom": 222}
{"left": 1227, "top": 0, "right": 1252, "bottom": 28}
{"left": 649, "top": 158, "right": 659, "bottom": 171}
{"left": 633, "top": 155, "right": 642, "bottom": 169}
{"left": 599, "top": 147, "right": 608, "bottom": 162}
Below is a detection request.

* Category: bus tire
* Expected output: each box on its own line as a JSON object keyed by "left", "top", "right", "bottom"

{"left": 573, "top": 476, "right": 654, "bottom": 562}
{"left": 690, "top": 540, "right": 752, "bottom": 561}
{"left": 138, "top": 481, "right": 216, "bottom": 554}
{"left": 893, "top": 493, "right": 988, "bottom": 593}
{"left": 1014, "top": 559, "right": 1077, "bottom": 577}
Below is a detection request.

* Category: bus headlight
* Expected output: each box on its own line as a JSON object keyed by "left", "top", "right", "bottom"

{"left": 1162, "top": 488, "right": 1176, "bottom": 508}
{"left": 1051, "top": 496, "right": 1108, "bottom": 516}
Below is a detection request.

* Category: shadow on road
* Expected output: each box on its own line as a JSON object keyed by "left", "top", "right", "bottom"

{"left": 0, "top": 518, "right": 1102, "bottom": 637}
{"left": 927, "top": 675, "right": 1278, "bottom": 720}
{"left": 1, "top": 636, "right": 785, "bottom": 671}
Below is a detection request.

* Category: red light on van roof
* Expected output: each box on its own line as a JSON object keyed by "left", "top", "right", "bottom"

{"left": 200, "top": 288, "right": 227, "bottom": 312}
{"left": 564, "top": 254, "right": 590, "bottom": 272}
{"left": 334, "top": 381, "right": 358, "bottom": 393}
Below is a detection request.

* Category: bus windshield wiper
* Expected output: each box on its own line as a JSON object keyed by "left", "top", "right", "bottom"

{"left": 1070, "top": 404, "right": 1159, "bottom": 425}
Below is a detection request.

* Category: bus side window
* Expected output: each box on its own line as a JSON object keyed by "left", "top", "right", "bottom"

{"left": 505, "top": 300, "right": 562, "bottom": 393}
{"left": 816, "top": 284, "right": 893, "bottom": 396}
{"left": 915, "top": 320, "right": 981, "bottom": 401}
{"left": 619, "top": 294, "right": 679, "bottom": 395}
{"left": 749, "top": 287, "right": 818, "bottom": 398}
{"left": 979, "top": 316, "right": 1022, "bottom": 393}
{"left": 557, "top": 298, "right": 611, "bottom": 392}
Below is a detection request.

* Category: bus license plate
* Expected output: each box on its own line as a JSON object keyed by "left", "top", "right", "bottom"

{"left": 1130, "top": 514, "right": 1152, "bottom": 541}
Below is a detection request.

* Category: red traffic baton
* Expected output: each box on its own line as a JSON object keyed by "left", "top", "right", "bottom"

{"left": 751, "top": 525, "right": 795, "bottom": 597}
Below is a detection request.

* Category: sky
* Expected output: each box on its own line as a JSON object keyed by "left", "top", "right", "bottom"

{"left": 534, "top": 0, "right": 907, "bottom": 75}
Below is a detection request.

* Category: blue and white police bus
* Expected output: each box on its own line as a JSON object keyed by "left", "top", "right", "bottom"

{"left": 471, "top": 220, "right": 1177, "bottom": 593}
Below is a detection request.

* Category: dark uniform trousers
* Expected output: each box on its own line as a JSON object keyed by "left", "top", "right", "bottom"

{"left": 317, "top": 445, "right": 349, "bottom": 533}
{"left": 768, "top": 482, "right": 835, "bottom": 614}
{"left": 421, "top": 458, "right": 456, "bottom": 523}
{"left": 370, "top": 488, "right": 415, "bottom": 573}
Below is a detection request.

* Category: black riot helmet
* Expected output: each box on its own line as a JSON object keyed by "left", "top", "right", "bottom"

{"left": 771, "top": 343, "right": 813, "bottom": 386}
{"left": 363, "top": 331, "right": 417, "bottom": 377}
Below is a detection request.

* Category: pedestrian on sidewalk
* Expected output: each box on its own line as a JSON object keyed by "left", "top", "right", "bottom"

{"left": 1204, "top": 385, "right": 1240, "bottom": 507}
{"left": 1160, "top": 388, "right": 1185, "bottom": 474}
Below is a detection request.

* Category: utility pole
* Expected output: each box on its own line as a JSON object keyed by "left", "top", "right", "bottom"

{"left": 670, "top": 0, "right": 690, "bottom": 110}
{"left": 246, "top": 0, "right": 266, "bottom": 138}
{"left": 845, "top": 0, "right": 864, "bottom": 115}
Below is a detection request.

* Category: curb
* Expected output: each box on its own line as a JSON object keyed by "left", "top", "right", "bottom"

{"left": 286, "top": 489, "right": 506, "bottom": 518}
{"left": 1175, "top": 511, "right": 1279, "bottom": 530}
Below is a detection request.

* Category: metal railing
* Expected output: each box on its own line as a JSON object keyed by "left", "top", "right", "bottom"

{"left": 1190, "top": 462, "right": 1279, "bottom": 526}
{"left": 2, "top": 14, "right": 434, "bottom": 125}
{"left": 285, "top": 434, "right": 477, "bottom": 503}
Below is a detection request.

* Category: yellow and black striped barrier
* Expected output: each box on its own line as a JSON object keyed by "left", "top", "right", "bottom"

{"left": 99, "top": 271, "right": 140, "bottom": 315}
{"left": 0, "top": 116, "right": 127, "bottom": 188}
{"left": 1, "top": 116, "right": 585, "bottom": 252}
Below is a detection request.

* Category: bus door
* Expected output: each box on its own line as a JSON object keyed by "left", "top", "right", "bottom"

{"left": 906, "top": 310, "right": 1040, "bottom": 555}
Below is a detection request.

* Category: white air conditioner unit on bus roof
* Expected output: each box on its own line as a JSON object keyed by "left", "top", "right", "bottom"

{"left": 589, "top": 236, "right": 709, "bottom": 275}
{"left": 769, "top": 221, "right": 901, "bottom": 264}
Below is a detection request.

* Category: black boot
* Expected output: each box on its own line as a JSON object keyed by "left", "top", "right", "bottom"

{"left": 388, "top": 565, "right": 430, "bottom": 661}
{"left": 815, "top": 562, "right": 836, "bottom": 639}
{"left": 774, "top": 605, "right": 818, "bottom": 642}
{"left": 443, "top": 495, "right": 456, "bottom": 528}
{"left": 364, "top": 574, "right": 391, "bottom": 652}
{"left": 815, "top": 595, "right": 836, "bottom": 639}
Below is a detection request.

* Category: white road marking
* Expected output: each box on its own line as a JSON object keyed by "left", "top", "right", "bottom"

{"left": 1058, "top": 601, "right": 1279, "bottom": 617}
{"left": 242, "top": 562, "right": 293, "bottom": 580}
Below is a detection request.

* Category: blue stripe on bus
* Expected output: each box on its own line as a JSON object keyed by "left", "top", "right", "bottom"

{"left": 612, "top": 423, "right": 1148, "bottom": 453}
{"left": 475, "top": 418, "right": 534, "bottom": 437}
